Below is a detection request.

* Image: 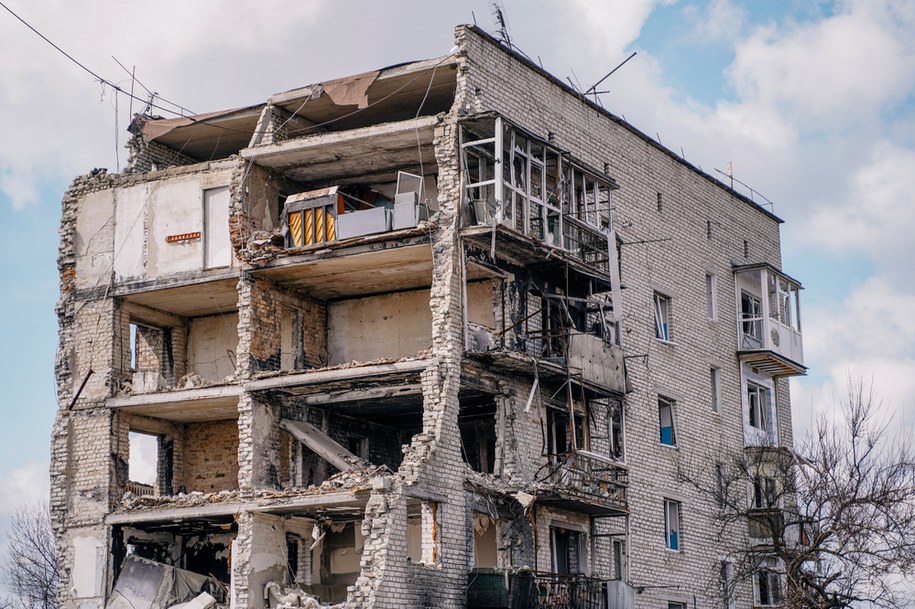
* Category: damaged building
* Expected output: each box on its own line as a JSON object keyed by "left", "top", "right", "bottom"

{"left": 52, "top": 25, "right": 805, "bottom": 609}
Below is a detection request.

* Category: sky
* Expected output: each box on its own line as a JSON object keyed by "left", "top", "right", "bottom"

{"left": 0, "top": 0, "right": 913, "bottom": 556}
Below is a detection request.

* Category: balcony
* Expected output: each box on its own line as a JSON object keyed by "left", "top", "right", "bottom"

{"left": 536, "top": 450, "right": 628, "bottom": 515}
{"left": 467, "top": 569, "right": 612, "bottom": 609}
{"left": 734, "top": 264, "right": 805, "bottom": 377}
{"left": 459, "top": 116, "right": 621, "bottom": 278}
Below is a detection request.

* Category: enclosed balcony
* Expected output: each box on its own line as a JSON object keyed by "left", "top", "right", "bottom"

{"left": 459, "top": 116, "right": 621, "bottom": 277}
{"left": 734, "top": 264, "right": 805, "bottom": 377}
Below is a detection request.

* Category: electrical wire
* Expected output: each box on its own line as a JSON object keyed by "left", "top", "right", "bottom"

{"left": 0, "top": 0, "right": 191, "bottom": 118}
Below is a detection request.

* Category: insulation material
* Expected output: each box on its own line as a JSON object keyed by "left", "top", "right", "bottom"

{"left": 105, "top": 555, "right": 213, "bottom": 609}
{"left": 322, "top": 71, "right": 380, "bottom": 109}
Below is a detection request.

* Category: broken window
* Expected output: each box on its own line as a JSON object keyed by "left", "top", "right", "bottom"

{"left": 747, "top": 382, "right": 770, "bottom": 433}
{"left": 127, "top": 431, "right": 160, "bottom": 496}
{"left": 128, "top": 321, "right": 175, "bottom": 391}
{"left": 459, "top": 400, "right": 497, "bottom": 474}
{"left": 664, "top": 499, "right": 681, "bottom": 551}
{"left": 740, "top": 291, "right": 762, "bottom": 348}
{"left": 608, "top": 400, "right": 624, "bottom": 461}
{"left": 550, "top": 526, "right": 586, "bottom": 575}
{"left": 611, "top": 538, "right": 627, "bottom": 580}
{"left": 654, "top": 292, "right": 671, "bottom": 342}
{"left": 406, "top": 502, "right": 440, "bottom": 565}
{"left": 472, "top": 513, "right": 498, "bottom": 568}
{"left": 658, "top": 397, "right": 677, "bottom": 447}
{"left": 546, "top": 405, "right": 586, "bottom": 456}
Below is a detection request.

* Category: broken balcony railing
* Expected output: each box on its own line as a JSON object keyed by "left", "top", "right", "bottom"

{"left": 530, "top": 572, "right": 608, "bottom": 609}
{"left": 460, "top": 116, "right": 620, "bottom": 274}
{"left": 466, "top": 569, "right": 609, "bottom": 609}
{"left": 539, "top": 450, "right": 628, "bottom": 512}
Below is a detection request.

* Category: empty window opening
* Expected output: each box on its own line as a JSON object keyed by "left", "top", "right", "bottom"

{"left": 347, "top": 436, "right": 368, "bottom": 460}
{"left": 611, "top": 538, "right": 627, "bottom": 580}
{"left": 472, "top": 513, "right": 499, "bottom": 568}
{"left": 706, "top": 273, "right": 717, "bottom": 320}
{"left": 658, "top": 397, "right": 677, "bottom": 447}
{"left": 286, "top": 535, "right": 300, "bottom": 582}
{"left": 546, "top": 405, "right": 586, "bottom": 456}
{"left": 128, "top": 431, "right": 159, "bottom": 495}
{"left": 664, "top": 499, "right": 681, "bottom": 551}
{"left": 710, "top": 367, "right": 721, "bottom": 413}
{"left": 129, "top": 323, "right": 139, "bottom": 371}
{"left": 320, "top": 522, "right": 362, "bottom": 590}
{"left": 608, "top": 400, "right": 625, "bottom": 461}
{"left": 406, "top": 501, "right": 440, "bottom": 565}
{"left": 653, "top": 292, "right": 671, "bottom": 342}
{"left": 550, "top": 527, "right": 586, "bottom": 575}
{"left": 459, "top": 399, "right": 497, "bottom": 473}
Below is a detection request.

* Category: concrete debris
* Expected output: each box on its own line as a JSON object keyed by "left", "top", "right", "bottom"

{"left": 264, "top": 583, "right": 343, "bottom": 609}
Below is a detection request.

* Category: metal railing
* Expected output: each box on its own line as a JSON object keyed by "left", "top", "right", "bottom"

{"left": 530, "top": 572, "right": 607, "bottom": 609}
{"left": 125, "top": 481, "right": 155, "bottom": 497}
{"left": 541, "top": 450, "right": 628, "bottom": 511}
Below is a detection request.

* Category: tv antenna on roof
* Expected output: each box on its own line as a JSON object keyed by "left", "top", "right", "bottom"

{"left": 491, "top": 1, "right": 513, "bottom": 49}
{"left": 584, "top": 51, "right": 637, "bottom": 102}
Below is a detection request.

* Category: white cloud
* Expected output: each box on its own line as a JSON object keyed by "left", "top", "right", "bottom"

{"left": 727, "top": 1, "right": 915, "bottom": 128}
{"left": 565, "top": 0, "right": 675, "bottom": 58}
{"left": 805, "top": 142, "right": 915, "bottom": 281}
{"left": 0, "top": 461, "right": 50, "bottom": 515}
{"left": 684, "top": 0, "right": 747, "bottom": 45}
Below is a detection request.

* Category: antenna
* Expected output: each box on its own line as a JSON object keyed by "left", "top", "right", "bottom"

{"left": 584, "top": 51, "right": 637, "bottom": 102}
{"left": 491, "top": 1, "right": 512, "bottom": 48}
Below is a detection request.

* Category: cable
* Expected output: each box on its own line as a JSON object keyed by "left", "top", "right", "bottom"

{"left": 0, "top": 0, "right": 190, "bottom": 118}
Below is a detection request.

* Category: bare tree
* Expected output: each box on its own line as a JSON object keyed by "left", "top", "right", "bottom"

{"left": 1, "top": 505, "right": 59, "bottom": 609}
{"left": 679, "top": 379, "right": 915, "bottom": 608}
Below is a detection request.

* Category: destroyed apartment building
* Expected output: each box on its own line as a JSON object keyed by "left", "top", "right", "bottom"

{"left": 52, "top": 25, "right": 806, "bottom": 609}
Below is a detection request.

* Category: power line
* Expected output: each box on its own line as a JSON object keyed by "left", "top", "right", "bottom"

{"left": 0, "top": 0, "right": 190, "bottom": 118}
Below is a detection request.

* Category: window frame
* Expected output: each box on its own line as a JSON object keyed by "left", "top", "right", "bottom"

{"left": 710, "top": 367, "right": 721, "bottom": 413}
{"left": 658, "top": 396, "right": 678, "bottom": 447}
{"left": 747, "top": 382, "right": 770, "bottom": 433}
{"left": 706, "top": 273, "right": 718, "bottom": 320}
{"left": 664, "top": 498, "right": 682, "bottom": 552}
{"left": 754, "top": 558, "right": 784, "bottom": 606}
{"left": 653, "top": 291, "right": 672, "bottom": 342}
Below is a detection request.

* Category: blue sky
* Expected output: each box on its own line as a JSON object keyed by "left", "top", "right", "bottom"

{"left": 1, "top": 0, "right": 913, "bottom": 547}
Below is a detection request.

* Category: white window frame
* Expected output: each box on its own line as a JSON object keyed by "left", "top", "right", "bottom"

{"left": 654, "top": 292, "right": 672, "bottom": 342}
{"left": 747, "top": 382, "right": 770, "bottom": 433}
{"left": 706, "top": 273, "right": 718, "bottom": 320}
{"left": 659, "top": 396, "right": 677, "bottom": 447}
{"left": 664, "top": 498, "right": 682, "bottom": 552}
{"left": 754, "top": 557, "right": 784, "bottom": 606}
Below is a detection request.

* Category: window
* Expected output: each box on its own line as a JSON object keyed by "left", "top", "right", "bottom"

{"left": 608, "top": 401, "right": 624, "bottom": 461}
{"left": 715, "top": 463, "right": 727, "bottom": 509}
{"left": 611, "top": 538, "right": 627, "bottom": 580}
{"left": 740, "top": 292, "right": 762, "bottom": 347}
{"left": 551, "top": 527, "right": 586, "bottom": 575}
{"left": 706, "top": 273, "right": 717, "bottom": 320}
{"left": 654, "top": 292, "right": 671, "bottom": 341}
{"left": 755, "top": 558, "right": 784, "bottom": 606}
{"left": 664, "top": 499, "right": 681, "bottom": 551}
{"left": 659, "top": 397, "right": 677, "bottom": 446}
{"left": 720, "top": 560, "right": 735, "bottom": 609}
{"left": 753, "top": 476, "right": 777, "bottom": 509}
{"left": 710, "top": 367, "right": 721, "bottom": 413}
{"left": 407, "top": 501, "right": 440, "bottom": 565}
{"left": 668, "top": 603, "right": 687, "bottom": 609}
{"left": 547, "top": 407, "right": 586, "bottom": 456}
{"left": 747, "top": 382, "right": 770, "bottom": 432}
